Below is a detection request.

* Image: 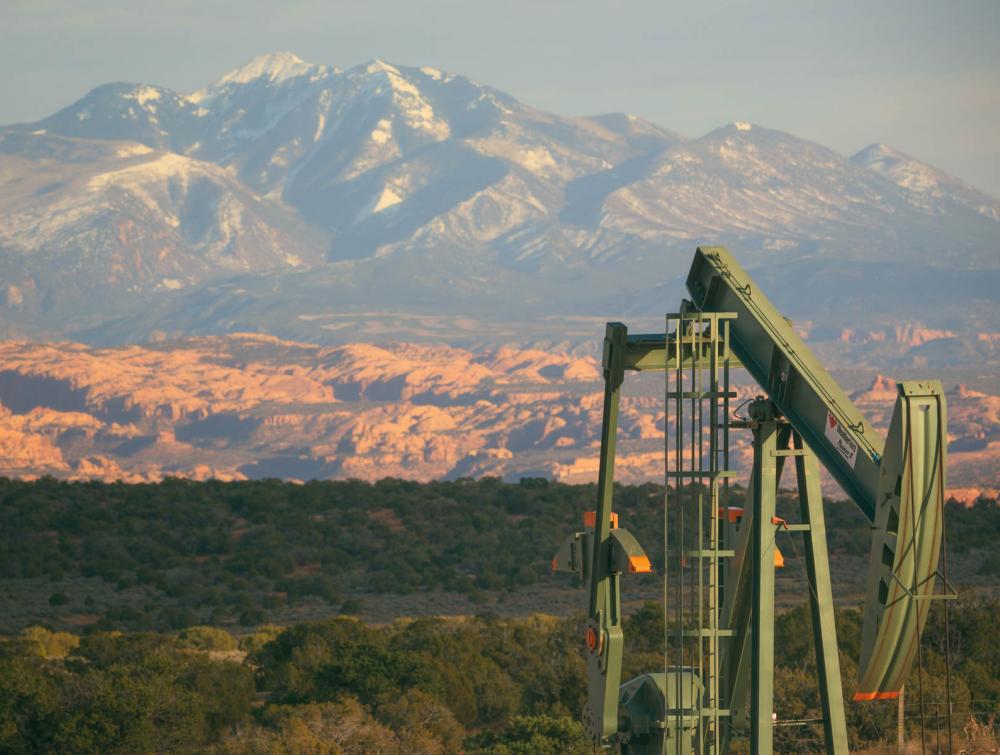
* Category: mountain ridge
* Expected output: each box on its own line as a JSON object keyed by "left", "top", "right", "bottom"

{"left": 1, "top": 52, "right": 997, "bottom": 347}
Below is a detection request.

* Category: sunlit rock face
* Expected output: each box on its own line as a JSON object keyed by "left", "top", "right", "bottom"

{"left": 0, "top": 336, "right": 994, "bottom": 502}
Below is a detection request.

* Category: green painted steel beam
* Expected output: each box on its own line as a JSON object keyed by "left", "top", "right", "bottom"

{"left": 583, "top": 322, "right": 627, "bottom": 747}
{"left": 686, "top": 246, "right": 882, "bottom": 521}
{"left": 622, "top": 329, "right": 742, "bottom": 372}
{"left": 750, "top": 411, "right": 778, "bottom": 755}
{"left": 793, "top": 432, "right": 849, "bottom": 754}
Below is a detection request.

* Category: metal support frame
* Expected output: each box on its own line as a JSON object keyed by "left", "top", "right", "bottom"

{"left": 558, "top": 316, "right": 869, "bottom": 754}
{"left": 562, "top": 317, "right": 851, "bottom": 754}
{"left": 566, "top": 317, "right": 741, "bottom": 751}
{"left": 745, "top": 399, "right": 848, "bottom": 755}
{"left": 749, "top": 403, "right": 778, "bottom": 755}
{"left": 793, "top": 432, "right": 849, "bottom": 755}
{"left": 583, "top": 322, "right": 628, "bottom": 743}
{"left": 556, "top": 243, "right": 947, "bottom": 754}
{"left": 664, "top": 308, "right": 737, "bottom": 755}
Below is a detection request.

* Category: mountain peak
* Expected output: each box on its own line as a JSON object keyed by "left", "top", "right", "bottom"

{"left": 362, "top": 58, "right": 402, "bottom": 76}
{"left": 700, "top": 121, "right": 784, "bottom": 142}
{"left": 852, "top": 142, "right": 907, "bottom": 164}
{"left": 851, "top": 143, "right": 999, "bottom": 211}
{"left": 851, "top": 142, "right": 944, "bottom": 193}
{"left": 215, "top": 52, "right": 318, "bottom": 87}
{"left": 855, "top": 142, "right": 893, "bottom": 154}
{"left": 703, "top": 121, "right": 770, "bottom": 139}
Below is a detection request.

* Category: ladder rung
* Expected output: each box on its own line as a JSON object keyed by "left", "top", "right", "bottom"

{"left": 666, "top": 391, "right": 739, "bottom": 399}
{"left": 682, "top": 549, "right": 736, "bottom": 558}
{"left": 676, "top": 628, "right": 735, "bottom": 638}
{"left": 665, "top": 471, "right": 738, "bottom": 479}
{"left": 697, "top": 708, "right": 731, "bottom": 717}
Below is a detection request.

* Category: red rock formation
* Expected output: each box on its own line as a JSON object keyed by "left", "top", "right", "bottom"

{"left": 0, "top": 336, "right": 994, "bottom": 499}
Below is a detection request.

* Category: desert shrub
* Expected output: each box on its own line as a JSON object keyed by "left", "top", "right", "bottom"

{"left": 18, "top": 625, "right": 80, "bottom": 659}
{"left": 220, "top": 700, "right": 396, "bottom": 755}
{"left": 238, "top": 624, "right": 285, "bottom": 654}
{"left": 177, "top": 625, "right": 237, "bottom": 652}
{"left": 466, "top": 713, "right": 588, "bottom": 755}
{"left": 0, "top": 631, "right": 254, "bottom": 754}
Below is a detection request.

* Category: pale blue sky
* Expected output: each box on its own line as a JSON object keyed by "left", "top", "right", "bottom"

{"left": 3, "top": 0, "right": 998, "bottom": 195}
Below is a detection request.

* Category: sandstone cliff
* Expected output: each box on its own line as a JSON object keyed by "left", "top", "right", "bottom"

{"left": 0, "top": 338, "right": 995, "bottom": 502}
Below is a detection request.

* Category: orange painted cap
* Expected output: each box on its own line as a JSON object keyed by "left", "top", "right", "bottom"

{"left": 583, "top": 511, "right": 619, "bottom": 528}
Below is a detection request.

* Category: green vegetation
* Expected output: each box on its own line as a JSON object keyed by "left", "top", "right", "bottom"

{"left": 626, "top": 596, "right": 1000, "bottom": 751}
{"left": 0, "top": 599, "right": 997, "bottom": 753}
{"left": 0, "top": 628, "right": 253, "bottom": 754}
{"left": 0, "top": 476, "right": 996, "bottom": 632}
{"left": 0, "top": 476, "right": 996, "bottom": 751}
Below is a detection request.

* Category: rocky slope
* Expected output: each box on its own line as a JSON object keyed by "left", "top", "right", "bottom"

{"left": 0, "top": 132, "right": 322, "bottom": 319}
{"left": 1, "top": 53, "right": 997, "bottom": 347}
{"left": 0, "top": 336, "right": 994, "bottom": 500}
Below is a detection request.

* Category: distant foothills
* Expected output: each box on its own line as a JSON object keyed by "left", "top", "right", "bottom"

{"left": 0, "top": 52, "right": 997, "bottom": 346}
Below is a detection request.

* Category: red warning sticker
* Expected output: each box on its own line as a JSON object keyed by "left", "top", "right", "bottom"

{"left": 824, "top": 411, "right": 859, "bottom": 467}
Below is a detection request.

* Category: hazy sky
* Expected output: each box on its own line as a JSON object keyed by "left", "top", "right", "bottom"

{"left": 3, "top": 0, "right": 999, "bottom": 196}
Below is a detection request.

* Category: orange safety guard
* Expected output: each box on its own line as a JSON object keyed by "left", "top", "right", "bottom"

{"left": 717, "top": 506, "right": 744, "bottom": 523}
{"left": 852, "top": 691, "right": 900, "bottom": 701}
{"left": 584, "top": 511, "right": 619, "bottom": 529}
{"left": 628, "top": 555, "right": 652, "bottom": 574}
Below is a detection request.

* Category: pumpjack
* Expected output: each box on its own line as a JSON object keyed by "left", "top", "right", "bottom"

{"left": 553, "top": 246, "right": 950, "bottom": 753}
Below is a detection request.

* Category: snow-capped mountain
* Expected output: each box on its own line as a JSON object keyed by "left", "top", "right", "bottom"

{"left": 0, "top": 53, "right": 997, "bottom": 344}
{"left": 851, "top": 143, "right": 1000, "bottom": 221}
{"left": 0, "top": 129, "right": 323, "bottom": 336}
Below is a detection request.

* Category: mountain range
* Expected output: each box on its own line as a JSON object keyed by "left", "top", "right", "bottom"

{"left": 0, "top": 54, "right": 997, "bottom": 490}
{"left": 2, "top": 52, "right": 998, "bottom": 348}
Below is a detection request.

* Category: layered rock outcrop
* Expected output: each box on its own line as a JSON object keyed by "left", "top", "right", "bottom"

{"left": 0, "top": 338, "right": 994, "bottom": 502}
